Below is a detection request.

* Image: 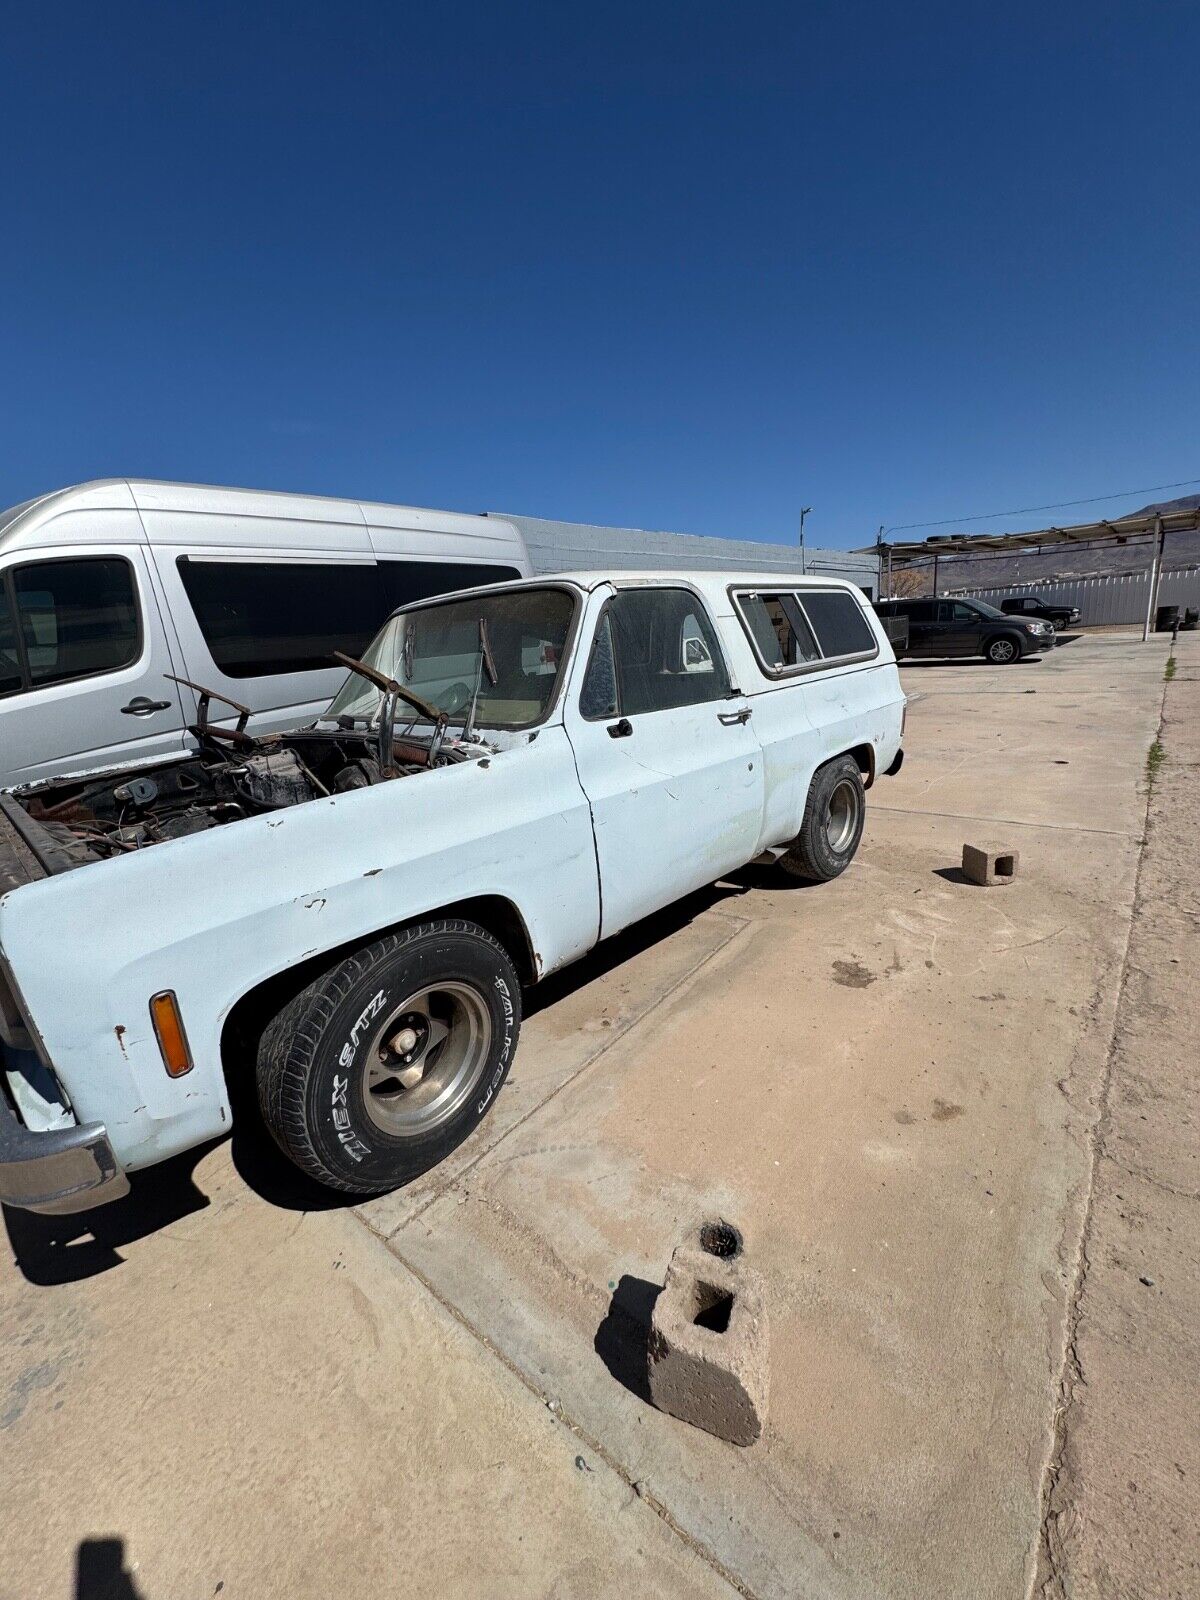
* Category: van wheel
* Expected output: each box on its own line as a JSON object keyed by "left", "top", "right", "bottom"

{"left": 985, "top": 635, "right": 1020, "bottom": 664}
{"left": 780, "top": 755, "right": 866, "bottom": 882}
{"left": 256, "top": 920, "right": 520, "bottom": 1195}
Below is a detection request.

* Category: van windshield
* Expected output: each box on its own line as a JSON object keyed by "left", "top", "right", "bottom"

{"left": 324, "top": 586, "right": 576, "bottom": 731}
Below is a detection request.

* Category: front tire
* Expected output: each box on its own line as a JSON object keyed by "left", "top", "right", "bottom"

{"left": 256, "top": 920, "right": 520, "bottom": 1195}
{"left": 985, "top": 634, "right": 1021, "bottom": 664}
{"left": 779, "top": 755, "right": 866, "bottom": 882}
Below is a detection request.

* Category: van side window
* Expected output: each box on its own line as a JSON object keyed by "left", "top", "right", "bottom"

{"left": 581, "top": 589, "right": 730, "bottom": 719}
{"left": 1, "top": 558, "right": 140, "bottom": 693}
{"left": 0, "top": 590, "right": 21, "bottom": 694}
{"left": 177, "top": 558, "right": 522, "bottom": 679}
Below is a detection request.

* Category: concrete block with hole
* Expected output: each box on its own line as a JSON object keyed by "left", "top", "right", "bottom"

{"left": 962, "top": 844, "right": 1019, "bottom": 886}
{"left": 647, "top": 1221, "right": 768, "bottom": 1447}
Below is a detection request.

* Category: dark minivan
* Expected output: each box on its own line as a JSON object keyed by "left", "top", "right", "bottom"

{"left": 874, "top": 597, "right": 1055, "bottom": 663}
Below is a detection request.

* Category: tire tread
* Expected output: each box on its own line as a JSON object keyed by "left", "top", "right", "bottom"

{"left": 255, "top": 919, "right": 517, "bottom": 1195}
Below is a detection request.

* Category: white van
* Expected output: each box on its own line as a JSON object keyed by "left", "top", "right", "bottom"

{"left": 0, "top": 480, "right": 531, "bottom": 787}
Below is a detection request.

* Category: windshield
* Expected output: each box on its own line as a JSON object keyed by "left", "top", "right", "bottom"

{"left": 324, "top": 586, "right": 576, "bottom": 731}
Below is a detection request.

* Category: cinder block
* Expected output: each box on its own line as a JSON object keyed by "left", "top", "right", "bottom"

{"left": 962, "top": 844, "right": 1019, "bottom": 886}
{"left": 647, "top": 1235, "right": 768, "bottom": 1446}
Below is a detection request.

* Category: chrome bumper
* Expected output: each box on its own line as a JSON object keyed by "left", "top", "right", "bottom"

{"left": 0, "top": 1085, "right": 129, "bottom": 1215}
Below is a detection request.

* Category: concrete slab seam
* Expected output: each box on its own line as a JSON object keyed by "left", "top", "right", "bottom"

{"left": 1030, "top": 665, "right": 1171, "bottom": 1600}
{"left": 373, "top": 1227, "right": 758, "bottom": 1599}
{"left": 385, "top": 914, "right": 755, "bottom": 1236}
{"left": 874, "top": 804, "right": 1138, "bottom": 839}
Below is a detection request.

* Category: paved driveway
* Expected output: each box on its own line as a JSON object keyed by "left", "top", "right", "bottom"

{"left": 0, "top": 632, "right": 1173, "bottom": 1600}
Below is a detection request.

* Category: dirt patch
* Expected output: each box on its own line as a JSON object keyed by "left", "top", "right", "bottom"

{"left": 832, "top": 958, "right": 875, "bottom": 988}
{"left": 931, "top": 1099, "right": 964, "bottom": 1122}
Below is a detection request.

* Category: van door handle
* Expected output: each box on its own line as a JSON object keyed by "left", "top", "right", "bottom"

{"left": 607, "top": 718, "right": 633, "bottom": 738}
{"left": 122, "top": 697, "right": 172, "bottom": 716}
{"left": 718, "top": 706, "right": 752, "bottom": 725}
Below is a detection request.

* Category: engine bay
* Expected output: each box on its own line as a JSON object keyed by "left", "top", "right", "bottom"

{"left": 3, "top": 724, "right": 483, "bottom": 874}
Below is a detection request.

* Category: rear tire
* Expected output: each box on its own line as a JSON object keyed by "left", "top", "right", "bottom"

{"left": 256, "top": 920, "right": 520, "bottom": 1195}
{"left": 779, "top": 755, "right": 866, "bottom": 882}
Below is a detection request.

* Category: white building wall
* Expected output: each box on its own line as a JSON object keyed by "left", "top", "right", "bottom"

{"left": 497, "top": 512, "right": 880, "bottom": 594}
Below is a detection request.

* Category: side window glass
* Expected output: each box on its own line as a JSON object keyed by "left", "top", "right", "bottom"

{"left": 0, "top": 587, "right": 22, "bottom": 694}
{"left": 579, "top": 612, "right": 618, "bottom": 719}
{"left": 11, "top": 558, "right": 139, "bottom": 688}
{"left": 600, "top": 589, "right": 731, "bottom": 717}
{"left": 799, "top": 591, "right": 878, "bottom": 657}
{"left": 378, "top": 560, "right": 522, "bottom": 612}
{"left": 951, "top": 603, "right": 977, "bottom": 622}
{"left": 737, "top": 592, "right": 819, "bottom": 668}
{"left": 177, "top": 557, "right": 526, "bottom": 680}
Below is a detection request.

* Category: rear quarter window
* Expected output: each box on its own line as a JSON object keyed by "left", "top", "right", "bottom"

{"left": 734, "top": 586, "right": 877, "bottom": 674}
{"left": 798, "top": 591, "right": 877, "bottom": 658}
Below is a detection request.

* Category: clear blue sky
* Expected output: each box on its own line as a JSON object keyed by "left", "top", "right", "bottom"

{"left": 2, "top": 2, "right": 1197, "bottom": 549}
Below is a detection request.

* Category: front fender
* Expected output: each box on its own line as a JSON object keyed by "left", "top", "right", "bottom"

{"left": 0, "top": 730, "right": 598, "bottom": 1171}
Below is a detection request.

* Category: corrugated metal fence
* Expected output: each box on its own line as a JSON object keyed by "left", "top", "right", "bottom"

{"left": 951, "top": 567, "right": 1200, "bottom": 627}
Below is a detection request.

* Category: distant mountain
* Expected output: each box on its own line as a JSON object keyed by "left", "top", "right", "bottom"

{"left": 1137, "top": 494, "right": 1200, "bottom": 515}
{"left": 923, "top": 496, "right": 1200, "bottom": 594}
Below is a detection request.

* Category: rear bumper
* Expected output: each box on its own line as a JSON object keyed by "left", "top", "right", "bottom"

{"left": 0, "top": 1086, "right": 129, "bottom": 1215}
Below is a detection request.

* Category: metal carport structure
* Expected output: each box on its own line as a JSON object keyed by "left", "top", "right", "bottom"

{"left": 859, "top": 507, "right": 1200, "bottom": 639}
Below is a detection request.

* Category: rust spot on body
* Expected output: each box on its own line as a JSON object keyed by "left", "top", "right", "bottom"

{"left": 114, "top": 1025, "right": 128, "bottom": 1059}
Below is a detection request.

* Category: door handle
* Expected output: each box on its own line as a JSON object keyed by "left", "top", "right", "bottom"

{"left": 718, "top": 706, "right": 752, "bottom": 725}
{"left": 607, "top": 718, "right": 633, "bottom": 738}
{"left": 121, "top": 696, "right": 172, "bottom": 716}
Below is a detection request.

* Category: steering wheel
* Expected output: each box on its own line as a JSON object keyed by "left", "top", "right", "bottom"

{"left": 441, "top": 681, "right": 472, "bottom": 715}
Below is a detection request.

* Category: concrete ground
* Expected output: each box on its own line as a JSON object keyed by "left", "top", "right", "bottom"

{"left": 1, "top": 630, "right": 1192, "bottom": 1600}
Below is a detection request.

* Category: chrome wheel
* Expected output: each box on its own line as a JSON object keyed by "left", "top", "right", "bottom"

{"left": 362, "top": 982, "right": 492, "bottom": 1138}
{"left": 989, "top": 638, "right": 1017, "bottom": 663}
{"left": 824, "top": 776, "right": 863, "bottom": 854}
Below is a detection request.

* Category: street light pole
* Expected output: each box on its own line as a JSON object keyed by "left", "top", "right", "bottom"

{"left": 799, "top": 506, "right": 812, "bottom": 574}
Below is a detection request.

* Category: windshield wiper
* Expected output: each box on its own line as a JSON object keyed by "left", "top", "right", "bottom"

{"left": 332, "top": 650, "right": 447, "bottom": 774}
{"left": 462, "top": 619, "right": 499, "bottom": 744}
{"left": 166, "top": 674, "right": 257, "bottom": 750}
{"left": 331, "top": 651, "right": 442, "bottom": 723}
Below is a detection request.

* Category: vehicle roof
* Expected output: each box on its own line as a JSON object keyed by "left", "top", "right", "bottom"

{"left": 0, "top": 478, "right": 526, "bottom": 556}
{"left": 549, "top": 570, "right": 867, "bottom": 591}
{"left": 383, "top": 567, "right": 871, "bottom": 620}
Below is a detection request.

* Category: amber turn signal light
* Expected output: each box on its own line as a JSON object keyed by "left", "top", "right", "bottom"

{"left": 150, "top": 991, "right": 193, "bottom": 1078}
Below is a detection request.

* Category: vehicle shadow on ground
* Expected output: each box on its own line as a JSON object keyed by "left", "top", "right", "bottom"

{"left": 898, "top": 655, "right": 1043, "bottom": 669}
{"left": 526, "top": 880, "right": 753, "bottom": 1019}
{"left": 74, "top": 1538, "right": 145, "bottom": 1600}
{"left": 594, "top": 1273, "right": 663, "bottom": 1405}
{"left": 2, "top": 1149, "right": 210, "bottom": 1287}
